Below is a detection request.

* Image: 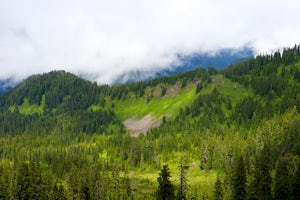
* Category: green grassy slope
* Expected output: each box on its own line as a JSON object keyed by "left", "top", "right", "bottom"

{"left": 114, "top": 86, "right": 197, "bottom": 120}
{"left": 113, "top": 75, "right": 252, "bottom": 121}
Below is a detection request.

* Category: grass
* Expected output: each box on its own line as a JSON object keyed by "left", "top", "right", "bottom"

{"left": 125, "top": 160, "right": 218, "bottom": 198}
{"left": 114, "top": 86, "right": 198, "bottom": 120}
{"left": 113, "top": 74, "right": 253, "bottom": 121}
{"left": 201, "top": 74, "right": 253, "bottom": 105}
{"left": 88, "top": 104, "right": 104, "bottom": 112}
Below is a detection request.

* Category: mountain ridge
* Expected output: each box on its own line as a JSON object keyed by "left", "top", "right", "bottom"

{"left": 0, "top": 44, "right": 299, "bottom": 136}
{"left": 113, "top": 47, "right": 254, "bottom": 83}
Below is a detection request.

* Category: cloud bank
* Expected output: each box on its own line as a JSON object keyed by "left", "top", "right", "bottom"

{"left": 0, "top": 0, "right": 299, "bottom": 83}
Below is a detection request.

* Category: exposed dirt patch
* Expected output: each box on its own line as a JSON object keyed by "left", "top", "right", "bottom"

{"left": 151, "top": 82, "right": 182, "bottom": 98}
{"left": 152, "top": 84, "right": 163, "bottom": 97}
{"left": 124, "top": 115, "right": 162, "bottom": 137}
{"left": 212, "top": 76, "right": 224, "bottom": 86}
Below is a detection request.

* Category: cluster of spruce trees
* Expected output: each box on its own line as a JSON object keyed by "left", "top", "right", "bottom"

{"left": 0, "top": 161, "right": 138, "bottom": 199}
{"left": 213, "top": 151, "right": 300, "bottom": 200}
{"left": 224, "top": 45, "right": 300, "bottom": 114}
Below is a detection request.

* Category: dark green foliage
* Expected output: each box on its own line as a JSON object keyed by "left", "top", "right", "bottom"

{"left": 0, "top": 71, "right": 100, "bottom": 110}
{"left": 0, "top": 108, "right": 121, "bottom": 135}
{"left": 208, "top": 67, "right": 218, "bottom": 75}
{"left": 247, "top": 146, "right": 272, "bottom": 200}
{"left": 232, "top": 156, "right": 246, "bottom": 200}
{"left": 17, "top": 163, "right": 32, "bottom": 200}
{"left": 213, "top": 175, "right": 223, "bottom": 200}
{"left": 0, "top": 166, "right": 9, "bottom": 199}
{"left": 51, "top": 183, "right": 67, "bottom": 200}
{"left": 161, "top": 87, "right": 167, "bottom": 96}
{"left": 30, "top": 162, "right": 49, "bottom": 200}
{"left": 157, "top": 165, "right": 175, "bottom": 200}
{"left": 292, "top": 161, "right": 300, "bottom": 200}
{"left": 0, "top": 71, "right": 124, "bottom": 136}
{"left": 224, "top": 44, "right": 300, "bottom": 120}
{"left": 195, "top": 82, "right": 203, "bottom": 93}
{"left": 231, "top": 96, "right": 256, "bottom": 125}
{"left": 274, "top": 155, "right": 294, "bottom": 200}
{"left": 174, "top": 87, "right": 227, "bottom": 130}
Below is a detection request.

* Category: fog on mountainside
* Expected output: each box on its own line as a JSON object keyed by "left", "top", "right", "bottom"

{"left": 113, "top": 47, "right": 254, "bottom": 83}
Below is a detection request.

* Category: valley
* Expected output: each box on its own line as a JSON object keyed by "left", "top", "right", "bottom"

{"left": 0, "top": 45, "right": 299, "bottom": 199}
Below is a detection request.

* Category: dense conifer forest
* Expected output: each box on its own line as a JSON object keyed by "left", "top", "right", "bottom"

{"left": 0, "top": 45, "right": 299, "bottom": 199}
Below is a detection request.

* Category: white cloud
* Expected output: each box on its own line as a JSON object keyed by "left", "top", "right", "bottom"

{"left": 0, "top": 0, "right": 299, "bottom": 83}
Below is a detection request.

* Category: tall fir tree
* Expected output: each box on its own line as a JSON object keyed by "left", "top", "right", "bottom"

{"left": 232, "top": 156, "right": 246, "bottom": 200}
{"left": 247, "top": 145, "right": 272, "bottom": 200}
{"left": 157, "top": 164, "right": 175, "bottom": 200}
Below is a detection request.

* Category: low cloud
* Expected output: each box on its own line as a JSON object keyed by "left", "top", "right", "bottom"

{"left": 0, "top": 0, "right": 299, "bottom": 83}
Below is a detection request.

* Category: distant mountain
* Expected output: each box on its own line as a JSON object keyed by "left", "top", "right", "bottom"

{"left": 0, "top": 78, "right": 14, "bottom": 96}
{"left": 171, "top": 47, "right": 254, "bottom": 70}
{"left": 114, "top": 47, "right": 254, "bottom": 83}
{"left": 0, "top": 70, "right": 123, "bottom": 135}
{"left": 0, "top": 48, "right": 254, "bottom": 90}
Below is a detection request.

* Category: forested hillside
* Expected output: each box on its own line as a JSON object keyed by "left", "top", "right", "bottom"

{"left": 0, "top": 45, "right": 299, "bottom": 199}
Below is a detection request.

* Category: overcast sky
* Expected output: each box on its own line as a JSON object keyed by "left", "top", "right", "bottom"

{"left": 0, "top": 0, "right": 299, "bottom": 83}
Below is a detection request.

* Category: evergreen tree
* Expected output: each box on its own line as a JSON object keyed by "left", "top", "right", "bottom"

{"left": 213, "top": 175, "right": 223, "bottom": 200}
{"left": 274, "top": 156, "right": 292, "bottom": 200}
{"left": 292, "top": 161, "right": 300, "bottom": 200}
{"left": 157, "top": 164, "right": 175, "bottom": 200}
{"left": 232, "top": 156, "right": 246, "bottom": 200}
{"left": 247, "top": 146, "right": 272, "bottom": 200}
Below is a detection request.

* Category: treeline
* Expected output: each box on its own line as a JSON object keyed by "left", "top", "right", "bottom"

{"left": 0, "top": 161, "right": 140, "bottom": 200}
{"left": 109, "top": 67, "right": 211, "bottom": 100}
{"left": 0, "top": 109, "right": 123, "bottom": 136}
